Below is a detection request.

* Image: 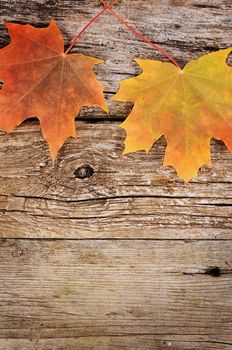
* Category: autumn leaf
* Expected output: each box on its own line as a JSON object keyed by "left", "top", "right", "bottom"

{"left": 113, "top": 48, "right": 232, "bottom": 182}
{"left": 0, "top": 20, "right": 107, "bottom": 160}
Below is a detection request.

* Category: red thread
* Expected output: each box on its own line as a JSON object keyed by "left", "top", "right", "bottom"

{"left": 100, "top": 0, "right": 180, "bottom": 69}
{"left": 65, "top": 0, "right": 119, "bottom": 54}
{"left": 65, "top": 0, "right": 180, "bottom": 69}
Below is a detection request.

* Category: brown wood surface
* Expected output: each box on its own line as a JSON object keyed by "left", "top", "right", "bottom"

{"left": 0, "top": 239, "right": 232, "bottom": 349}
{"left": 0, "top": 0, "right": 231, "bottom": 349}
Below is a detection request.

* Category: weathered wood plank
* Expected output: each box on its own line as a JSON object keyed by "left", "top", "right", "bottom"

{"left": 0, "top": 239, "right": 231, "bottom": 346}
{"left": 0, "top": 1, "right": 231, "bottom": 349}
{"left": 0, "top": 122, "right": 232, "bottom": 239}
{"left": 0, "top": 0, "right": 231, "bottom": 120}
{"left": 1, "top": 336, "right": 232, "bottom": 350}
{"left": 0, "top": 1, "right": 231, "bottom": 239}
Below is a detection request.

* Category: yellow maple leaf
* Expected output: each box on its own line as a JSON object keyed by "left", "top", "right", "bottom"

{"left": 113, "top": 48, "right": 232, "bottom": 182}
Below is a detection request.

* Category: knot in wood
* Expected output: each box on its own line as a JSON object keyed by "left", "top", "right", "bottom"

{"left": 74, "top": 165, "right": 94, "bottom": 179}
{"left": 11, "top": 248, "right": 25, "bottom": 258}
{"left": 205, "top": 266, "right": 221, "bottom": 277}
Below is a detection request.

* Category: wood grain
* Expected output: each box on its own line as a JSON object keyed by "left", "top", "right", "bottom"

{"left": 0, "top": 122, "right": 232, "bottom": 239}
{"left": 2, "top": 337, "right": 232, "bottom": 350}
{"left": 0, "top": 1, "right": 231, "bottom": 349}
{"left": 0, "top": 0, "right": 231, "bottom": 120}
{"left": 0, "top": 239, "right": 231, "bottom": 348}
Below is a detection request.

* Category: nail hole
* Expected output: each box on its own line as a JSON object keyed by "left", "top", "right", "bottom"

{"left": 74, "top": 165, "right": 94, "bottom": 179}
{"left": 205, "top": 266, "right": 221, "bottom": 277}
{"left": 0, "top": 81, "right": 4, "bottom": 89}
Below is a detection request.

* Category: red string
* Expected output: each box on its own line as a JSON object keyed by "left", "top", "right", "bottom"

{"left": 65, "top": 0, "right": 119, "bottom": 54}
{"left": 65, "top": 0, "right": 180, "bottom": 69}
{"left": 100, "top": 0, "right": 180, "bottom": 69}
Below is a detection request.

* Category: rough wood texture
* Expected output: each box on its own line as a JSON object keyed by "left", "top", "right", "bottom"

{"left": 0, "top": 0, "right": 231, "bottom": 349}
{"left": 0, "top": 122, "right": 232, "bottom": 239}
{"left": 0, "top": 0, "right": 231, "bottom": 120}
{"left": 0, "top": 239, "right": 232, "bottom": 349}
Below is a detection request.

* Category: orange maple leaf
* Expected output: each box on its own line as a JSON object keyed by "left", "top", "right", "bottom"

{"left": 0, "top": 20, "right": 107, "bottom": 160}
{"left": 113, "top": 49, "right": 232, "bottom": 182}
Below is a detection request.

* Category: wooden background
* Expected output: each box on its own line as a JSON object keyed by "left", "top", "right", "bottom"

{"left": 0, "top": 0, "right": 232, "bottom": 349}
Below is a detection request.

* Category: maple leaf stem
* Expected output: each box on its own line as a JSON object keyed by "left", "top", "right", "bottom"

{"left": 65, "top": 0, "right": 119, "bottom": 54}
{"left": 100, "top": 0, "right": 181, "bottom": 69}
